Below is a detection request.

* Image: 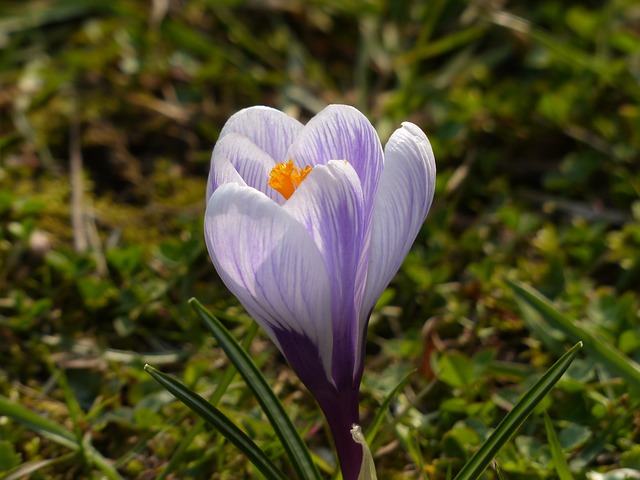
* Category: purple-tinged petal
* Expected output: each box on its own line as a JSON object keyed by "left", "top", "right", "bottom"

{"left": 207, "top": 133, "right": 282, "bottom": 203}
{"left": 205, "top": 183, "right": 334, "bottom": 382}
{"left": 206, "top": 146, "right": 246, "bottom": 198}
{"left": 359, "top": 122, "right": 436, "bottom": 368}
{"left": 219, "top": 106, "right": 304, "bottom": 163}
{"left": 284, "top": 160, "right": 368, "bottom": 388}
{"left": 284, "top": 105, "right": 384, "bottom": 217}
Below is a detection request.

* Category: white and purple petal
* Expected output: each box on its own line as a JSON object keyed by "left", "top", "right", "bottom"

{"left": 358, "top": 122, "right": 436, "bottom": 370}
{"left": 284, "top": 105, "right": 384, "bottom": 219}
{"left": 205, "top": 183, "right": 334, "bottom": 382}
{"left": 206, "top": 145, "right": 246, "bottom": 198}
{"left": 219, "top": 106, "right": 304, "bottom": 164}
{"left": 207, "top": 133, "right": 282, "bottom": 203}
{"left": 284, "top": 160, "right": 368, "bottom": 387}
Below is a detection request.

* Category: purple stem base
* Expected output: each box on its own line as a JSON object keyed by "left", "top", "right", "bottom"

{"left": 315, "top": 388, "right": 363, "bottom": 480}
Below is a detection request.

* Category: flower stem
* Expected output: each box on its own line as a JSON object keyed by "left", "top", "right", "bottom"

{"left": 316, "top": 389, "right": 362, "bottom": 480}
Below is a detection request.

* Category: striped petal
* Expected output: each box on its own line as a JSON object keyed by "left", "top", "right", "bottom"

{"left": 283, "top": 160, "right": 367, "bottom": 387}
{"left": 219, "top": 106, "right": 304, "bottom": 164}
{"left": 284, "top": 105, "right": 384, "bottom": 219}
{"left": 360, "top": 122, "right": 436, "bottom": 347}
{"left": 207, "top": 133, "right": 282, "bottom": 203}
{"left": 205, "top": 183, "right": 334, "bottom": 382}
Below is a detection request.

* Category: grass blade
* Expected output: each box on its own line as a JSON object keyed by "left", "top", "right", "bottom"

{"left": 487, "top": 11, "right": 613, "bottom": 83}
{"left": 1, "top": 452, "right": 77, "bottom": 480}
{"left": 189, "top": 297, "right": 322, "bottom": 480}
{"left": 365, "top": 369, "right": 415, "bottom": 445}
{"left": 155, "top": 320, "right": 259, "bottom": 480}
{"left": 0, "top": 395, "right": 122, "bottom": 479}
{"left": 0, "top": 395, "right": 78, "bottom": 450}
{"left": 398, "top": 24, "right": 488, "bottom": 65}
{"left": 82, "top": 442, "right": 122, "bottom": 479}
{"left": 508, "top": 280, "right": 640, "bottom": 389}
{"left": 544, "top": 412, "right": 574, "bottom": 480}
{"left": 0, "top": 0, "right": 103, "bottom": 35}
{"left": 144, "top": 364, "right": 288, "bottom": 480}
{"left": 453, "top": 341, "right": 583, "bottom": 480}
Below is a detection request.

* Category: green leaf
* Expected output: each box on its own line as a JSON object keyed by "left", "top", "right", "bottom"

{"left": 49, "top": 363, "right": 122, "bottom": 480}
{"left": 189, "top": 297, "right": 322, "bottom": 480}
{"left": 0, "top": 395, "right": 121, "bottom": 479}
{"left": 0, "top": 440, "right": 22, "bottom": 471}
{"left": 399, "top": 24, "right": 489, "bottom": 64}
{"left": 155, "top": 321, "right": 259, "bottom": 480}
{"left": 544, "top": 413, "right": 574, "bottom": 480}
{"left": 508, "top": 280, "right": 640, "bottom": 390}
{"left": 558, "top": 423, "right": 591, "bottom": 450}
{"left": 453, "top": 341, "right": 583, "bottom": 480}
{"left": 0, "top": 395, "right": 77, "bottom": 450}
{"left": 0, "top": 0, "right": 104, "bottom": 35}
{"left": 365, "top": 369, "right": 415, "bottom": 446}
{"left": 1, "top": 452, "right": 77, "bottom": 480}
{"left": 487, "top": 11, "right": 614, "bottom": 84}
{"left": 620, "top": 444, "right": 640, "bottom": 470}
{"left": 144, "top": 364, "right": 288, "bottom": 480}
{"left": 438, "top": 351, "right": 476, "bottom": 388}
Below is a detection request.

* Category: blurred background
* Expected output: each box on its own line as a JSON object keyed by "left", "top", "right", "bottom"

{"left": 1, "top": 0, "right": 639, "bottom": 478}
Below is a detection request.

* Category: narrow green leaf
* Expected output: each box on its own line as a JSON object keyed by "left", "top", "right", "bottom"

{"left": 81, "top": 443, "right": 123, "bottom": 480}
{"left": 544, "top": 413, "right": 574, "bottom": 480}
{"left": 49, "top": 360, "right": 123, "bottom": 480}
{"left": 156, "top": 321, "right": 259, "bottom": 480}
{"left": 511, "top": 294, "right": 566, "bottom": 356}
{"left": 365, "top": 369, "right": 415, "bottom": 445}
{"left": 1, "top": 452, "right": 77, "bottom": 480}
{"left": 0, "top": 0, "right": 103, "bottom": 35}
{"left": 0, "top": 395, "right": 122, "bottom": 479}
{"left": 487, "top": 11, "right": 614, "bottom": 84}
{"left": 508, "top": 280, "right": 640, "bottom": 389}
{"left": 486, "top": 360, "right": 533, "bottom": 380}
{"left": 415, "top": 0, "right": 447, "bottom": 45}
{"left": 144, "top": 364, "right": 288, "bottom": 480}
{"left": 453, "top": 342, "right": 583, "bottom": 480}
{"left": 189, "top": 297, "right": 322, "bottom": 480}
{"left": 46, "top": 362, "right": 86, "bottom": 457}
{"left": 0, "top": 395, "right": 77, "bottom": 450}
{"left": 399, "top": 24, "right": 488, "bottom": 64}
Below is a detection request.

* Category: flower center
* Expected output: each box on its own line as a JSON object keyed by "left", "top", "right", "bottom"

{"left": 268, "top": 159, "right": 313, "bottom": 200}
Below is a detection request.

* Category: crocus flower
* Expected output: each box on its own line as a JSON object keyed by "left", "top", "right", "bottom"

{"left": 205, "top": 104, "right": 435, "bottom": 480}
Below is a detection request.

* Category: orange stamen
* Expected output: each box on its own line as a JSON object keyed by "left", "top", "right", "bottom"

{"left": 268, "top": 159, "right": 313, "bottom": 200}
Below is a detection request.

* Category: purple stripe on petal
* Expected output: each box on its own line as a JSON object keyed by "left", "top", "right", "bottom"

{"left": 219, "top": 106, "right": 304, "bottom": 164}
{"left": 284, "top": 161, "right": 368, "bottom": 389}
{"left": 284, "top": 105, "right": 384, "bottom": 220}
{"left": 273, "top": 326, "right": 363, "bottom": 480}
{"left": 206, "top": 148, "right": 246, "bottom": 201}
{"left": 208, "top": 133, "right": 282, "bottom": 203}
{"left": 205, "top": 184, "right": 334, "bottom": 381}
{"left": 271, "top": 327, "right": 334, "bottom": 398}
{"left": 359, "top": 122, "right": 435, "bottom": 374}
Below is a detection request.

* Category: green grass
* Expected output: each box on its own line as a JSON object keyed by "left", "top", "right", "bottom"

{"left": 1, "top": 0, "right": 639, "bottom": 478}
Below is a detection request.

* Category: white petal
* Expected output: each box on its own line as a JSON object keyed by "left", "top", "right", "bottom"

{"left": 207, "top": 133, "right": 282, "bottom": 203}
{"left": 359, "top": 122, "right": 436, "bottom": 365}
{"left": 205, "top": 184, "right": 334, "bottom": 379}
{"left": 219, "top": 106, "right": 304, "bottom": 163}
